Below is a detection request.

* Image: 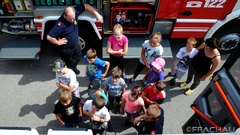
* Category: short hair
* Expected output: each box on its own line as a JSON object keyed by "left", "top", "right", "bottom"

{"left": 92, "top": 96, "right": 105, "bottom": 110}
{"left": 155, "top": 80, "right": 166, "bottom": 91}
{"left": 149, "top": 32, "right": 162, "bottom": 43}
{"left": 111, "top": 66, "right": 122, "bottom": 78}
{"left": 86, "top": 48, "right": 97, "bottom": 59}
{"left": 64, "top": 6, "right": 76, "bottom": 15}
{"left": 147, "top": 104, "right": 161, "bottom": 119}
{"left": 59, "top": 89, "right": 72, "bottom": 103}
{"left": 131, "top": 86, "right": 143, "bottom": 100}
{"left": 205, "top": 37, "right": 219, "bottom": 49}
{"left": 113, "top": 24, "right": 123, "bottom": 33}
{"left": 187, "top": 37, "right": 197, "bottom": 47}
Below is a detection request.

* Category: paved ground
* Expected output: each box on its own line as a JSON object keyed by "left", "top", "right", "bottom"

{"left": 0, "top": 34, "right": 230, "bottom": 134}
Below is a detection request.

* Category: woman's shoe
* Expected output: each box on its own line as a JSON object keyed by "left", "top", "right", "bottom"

{"left": 184, "top": 88, "right": 194, "bottom": 95}
{"left": 179, "top": 82, "right": 188, "bottom": 87}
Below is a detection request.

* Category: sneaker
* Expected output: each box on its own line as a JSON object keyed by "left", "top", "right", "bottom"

{"left": 123, "top": 74, "right": 128, "bottom": 83}
{"left": 168, "top": 72, "right": 176, "bottom": 77}
{"left": 88, "top": 84, "right": 93, "bottom": 89}
{"left": 209, "top": 76, "right": 213, "bottom": 81}
{"left": 168, "top": 72, "right": 172, "bottom": 76}
{"left": 170, "top": 78, "right": 176, "bottom": 86}
{"left": 129, "top": 78, "right": 135, "bottom": 84}
{"left": 107, "top": 102, "right": 113, "bottom": 111}
{"left": 184, "top": 88, "right": 194, "bottom": 95}
{"left": 102, "top": 130, "right": 107, "bottom": 135}
{"left": 179, "top": 82, "right": 188, "bottom": 87}
{"left": 73, "top": 68, "right": 80, "bottom": 75}
{"left": 115, "top": 104, "right": 121, "bottom": 114}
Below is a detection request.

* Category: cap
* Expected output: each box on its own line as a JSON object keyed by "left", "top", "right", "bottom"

{"left": 87, "top": 80, "right": 101, "bottom": 99}
{"left": 52, "top": 59, "right": 65, "bottom": 72}
{"left": 151, "top": 57, "right": 165, "bottom": 70}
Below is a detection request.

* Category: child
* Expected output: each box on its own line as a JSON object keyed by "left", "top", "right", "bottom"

{"left": 129, "top": 32, "right": 164, "bottom": 84}
{"left": 180, "top": 37, "right": 220, "bottom": 95}
{"left": 133, "top": 104, "right": 164, "bottom": 134}
{"left": 53, "top": 59, "right": 81, "bottom": 98}
{"left": 53, "top": 89, "right": 82, "bottom": 127}
{"left": 142, "top": 57, "right": 166, "bottom": 88}
{"left": 103, "top": 66, "right": 127, "bottom": 114}
{"left": 83, "top": 96, "right": 110, "bottom": 135}
{"left": 87, "top": 80, "right": 114, "bottom": 132}
{"left": 120, "top": 86, "right": 146, "bottom": 127}
{"left": 169, "top": 37, "right": 198, "bottom": 86}
{"left": 106, "top": 24, "right": 128, "bottom": 81}
{"left": 142, "top": 80, "right": 166, "bottom": 107}
{"left": 84, "top": 48, "right": 110, "bottom": 89}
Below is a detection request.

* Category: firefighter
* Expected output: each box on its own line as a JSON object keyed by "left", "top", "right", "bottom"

{"left": 47, "top": 3, "right": 103, "bottom": 75}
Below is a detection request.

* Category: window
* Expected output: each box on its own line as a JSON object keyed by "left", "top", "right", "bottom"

{"left": 206, "top": 91, "right": 221, "bottom": 116}
{"left": 228, "top": 56, "right": 240, "bottom": 88}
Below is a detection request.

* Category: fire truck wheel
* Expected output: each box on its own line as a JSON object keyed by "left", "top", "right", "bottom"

{"left": 213, "top": 25, "right": 240, "bottom": 54}
{"left": 78, "top": 28, "right": 97, "bottom": 55}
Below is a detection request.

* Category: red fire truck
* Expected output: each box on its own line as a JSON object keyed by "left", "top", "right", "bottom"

{"left": 0, "top": 0, "right": 240, "bottom": 59}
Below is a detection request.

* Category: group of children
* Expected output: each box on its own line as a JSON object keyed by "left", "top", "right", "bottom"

{"left": 51, "top": 23, "right": 206, "bottom": 135}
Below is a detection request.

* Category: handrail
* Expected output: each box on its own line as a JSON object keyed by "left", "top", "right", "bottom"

{"left": 214, "top": 81, "right": 240, "bottom": 127}
{"left": 191, "top": 105, "right": 226, "bottom": 133}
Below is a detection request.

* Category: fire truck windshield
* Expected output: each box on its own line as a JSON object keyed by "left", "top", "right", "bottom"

{"left": 228, "top": 56, "right": 240, "bottom": 89}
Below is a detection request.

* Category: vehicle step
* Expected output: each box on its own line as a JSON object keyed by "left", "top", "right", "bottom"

{"left": 0, "top": 37, "right": 41, "bottom": 60}
{"left": 102, "top": 35, "right": 172, "bottom": 59}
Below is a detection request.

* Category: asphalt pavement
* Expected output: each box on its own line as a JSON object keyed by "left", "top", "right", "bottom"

{"left": 0, "top": 34, "right": 230, "bottom": 134}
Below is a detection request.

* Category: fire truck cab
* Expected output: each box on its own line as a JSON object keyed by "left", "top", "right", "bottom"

{"left": 0, "top": 0, "right": 240, "bottom": 59}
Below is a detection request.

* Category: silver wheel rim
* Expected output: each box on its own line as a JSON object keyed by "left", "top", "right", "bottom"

{"left": 78, "top": 36, "right": 86, "bottom": 50}
{"left": 218, "top": 33, "right": 240, "bottom": 51}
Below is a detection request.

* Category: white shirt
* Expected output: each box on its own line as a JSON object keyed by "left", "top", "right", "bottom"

{"left": 139, "top": 40, "right": 163, "bottom": 65}
{"left": 83, "top": 100, "right": 110, "bottom": 127}
{"left": 176, "top": 47, "right": 199, "bottom": 72}
{"left": 55, "top": 68, "right": 79, "bottom": 92}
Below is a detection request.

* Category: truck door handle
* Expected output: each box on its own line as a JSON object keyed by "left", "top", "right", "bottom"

{"left": 180, "top": 11, "right": 192, "bottom": 16}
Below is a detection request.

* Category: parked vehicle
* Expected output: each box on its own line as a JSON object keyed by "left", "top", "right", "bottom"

{"left": 0, "top": 0, "right": 239, "bottom": 59}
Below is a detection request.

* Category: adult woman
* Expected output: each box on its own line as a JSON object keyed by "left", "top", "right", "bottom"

{"left": 180, "top": 37, "right": 221, "bottom": 95}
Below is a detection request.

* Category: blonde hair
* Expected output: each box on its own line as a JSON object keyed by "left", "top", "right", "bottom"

{"left": 86, "top": 48, "right": 97, "bottom": 59}
{"left": 113, "top": 24, "right": 123, "bottom": 33}
{"left": 187, "top": 37, "right": 197, "bottom": 47}
{"left": 59, "top": 89, "right": 72, "bottom": 103}
{"left": 147, "top": 104, "right": 161, "bottom": 119}
{"left": 149, "top": 32, "right": 162, "bottom": 43}
{"left": 111, "top": 66, "right": 122, "bottom": 78}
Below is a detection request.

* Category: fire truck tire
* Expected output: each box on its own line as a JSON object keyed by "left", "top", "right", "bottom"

{"left": 213, "top": 25, "right": 240, "bottom": 54}
{"left": 78, "top": 28, "right": 97, "bottom": 55}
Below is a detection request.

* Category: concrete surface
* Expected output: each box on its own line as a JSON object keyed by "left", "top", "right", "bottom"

{"left": 0, "top": 34, "right": 230, "bottom": 134}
